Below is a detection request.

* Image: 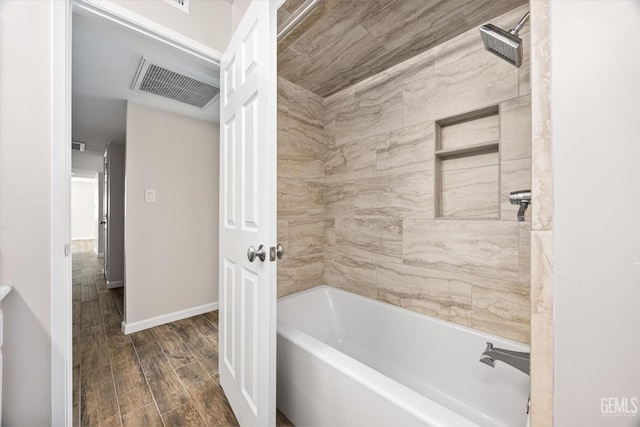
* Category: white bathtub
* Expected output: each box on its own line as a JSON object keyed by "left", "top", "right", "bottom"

{"left": 276, "top": 286, "right": 530, "bottom": 427}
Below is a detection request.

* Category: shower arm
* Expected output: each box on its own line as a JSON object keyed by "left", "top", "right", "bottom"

{"left": 510, "top": 12, "right": 530, "bottom": 36}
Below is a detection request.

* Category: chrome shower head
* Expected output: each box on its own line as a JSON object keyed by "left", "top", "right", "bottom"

{"left": 480, "top": 12, "right": 529, "bottom": 68}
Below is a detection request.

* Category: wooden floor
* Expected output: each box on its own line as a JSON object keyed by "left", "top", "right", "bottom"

{"left": 72, "top": 240, "right": 292, "bottom": 426}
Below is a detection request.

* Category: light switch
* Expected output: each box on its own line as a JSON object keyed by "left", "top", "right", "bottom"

{"left": 144, "top": 189, "right": 156, "bottom": 203}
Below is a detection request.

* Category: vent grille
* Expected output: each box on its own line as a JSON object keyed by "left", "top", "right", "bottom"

{"left": 71, "top": 142, "right": 86, "bottom": 152}
{"left": 132, "top": 59, "right": 219, "bottom": 109}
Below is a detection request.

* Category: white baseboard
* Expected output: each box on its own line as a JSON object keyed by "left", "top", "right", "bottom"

{"left": 121, "top": 301, "right": 219, "bottom": 335}
{"left": 107, "top": 280, "right": 124, "bottom": 289}
{"left": 72, "top": 237, "right": 95, "bottom": 241}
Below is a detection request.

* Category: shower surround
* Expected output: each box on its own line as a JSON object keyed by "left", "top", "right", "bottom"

{"left": 278, "top": 5, "right": 531, "bottom": 343}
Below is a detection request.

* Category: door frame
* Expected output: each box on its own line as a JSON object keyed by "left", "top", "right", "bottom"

{"left": 52, "top": 1, "right": 225, "bottom": 424}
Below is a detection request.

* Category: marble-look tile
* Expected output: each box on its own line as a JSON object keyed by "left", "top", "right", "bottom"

{"left": 277, "top": 178, "right": 324, "bottom": 219}
{"left": 376, "top": 262, "right": 472, "bottom": 325}
{"left": 278, "top": 155, "right": 324, "bottom": 180}
{"left": 287, "top": 218, "right": 324, "bottom": 258}
{"left": 439, "top": 150, "right": 498, "bottom": 171}
{"left": 403, "top": 219, "right": 519, "bottom": 280}
{"left": 324, "top": 219, "right": 335, "bottom": 250}
{"left": 335, "top": 217, "right": 402, "bottom": 264}
{"left": 439, "top": 113, "right": 499, "bottom": 150}
{"left": 530, "top": 312, "right": 553, "bottom": 426}
{"left": 277, "top": 255, "right": 324, "bottom": 298}
{"left": 324, "top": 180, "right": 355, "bottom": 218}
{"left": 500, "top": 95, "right": 531, "bottom": 161}
{"left": 280, "top": 117, "right": 325, "bottom": 159}
{"left": 404, "top": 49, "right": 519, "bottom": 126}
{"left": 334, "top": 78, "right": 402, "bottom": 144}
{"left": 284, "top": 0, "right": 393, "bottom": 59}
{"left": 471, "top": 286, "right": 530, "bottom": 343}
{"left": 285, "top": 25, "right": 390, "bottom": 97}
{"left": 519, "top": 29, "right": 531, "bottom": 96}
{"left": 277, "top": 219, "right": 288, "bottom": 246}
{"left": 324, "top": 253, "right": 377, "bottom": 299}
{"left": 350, "top": 47, "right": 435, "bottom": 101}
{"left": 531, "top": 0, "right": 552, "bottom": 232}
{"left": 324, "top": 86, "right": 354, "bottom": 124}
{"left": 530, "top": 231, "right": 552, "bottom": 316}
{"left": 500, "top": 158, "right": 531, "bottom": 221}
{"left": 376, "top": 121, "right": 435, "bottom": 176}
{"left": 519, "top": 222, "right": 531, "bottom": 284}
{"left": 354, "top": 172, "right": 434, "bottom": 219}
{"left": 440, "top": 165, "right": 499, "bottom": 219}
{"left": 325, "top": 135, "right": 377, "bottom": 182}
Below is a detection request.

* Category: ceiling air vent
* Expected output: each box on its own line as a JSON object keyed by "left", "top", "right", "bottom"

{"left": 71, "top": 141, "right": 86, "bottom": 152}
{"left": 131, "top": 58, "right": 219, "bottom": 109}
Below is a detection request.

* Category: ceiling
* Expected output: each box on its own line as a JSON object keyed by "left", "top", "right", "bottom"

{"left": 72, "top": 12, "right": 220, "bottom": 177}
{"left": 277, "top": 0, "right": 527, "bottom": 97}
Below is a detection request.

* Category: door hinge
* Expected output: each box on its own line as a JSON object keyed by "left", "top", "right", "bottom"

{"left": 65, "top": 243, "right": 71, "bottom": 257}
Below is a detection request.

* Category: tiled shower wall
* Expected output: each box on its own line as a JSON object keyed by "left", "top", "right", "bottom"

{"left": 277, "top": 77, "right": 326, "bottom": 297}
{"left": 278, "top": 5, "right": 531, "bottom": 343}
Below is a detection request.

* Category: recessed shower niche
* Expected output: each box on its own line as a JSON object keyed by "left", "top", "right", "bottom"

{"left": 435, "top": 105, "right": 501, "bottom": 219}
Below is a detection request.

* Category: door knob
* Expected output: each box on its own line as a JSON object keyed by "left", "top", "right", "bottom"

{"left": 276, "top": 243, "right": 284, "bottom": 259}
{"left": 247, "top": 244, "right": 266, "bottom": 262}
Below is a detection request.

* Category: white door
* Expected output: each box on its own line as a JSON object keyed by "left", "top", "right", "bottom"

{"left": 218, "top": 1, "right": 277, "bottom": 426}
{"left": 103, "top": 152, "right": 109, "bottom": 279}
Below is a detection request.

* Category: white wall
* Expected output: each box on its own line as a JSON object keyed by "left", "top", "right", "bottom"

{"left": 111, "top": 0, "right": 231, "bottom": 53}
{"left": 124, "top": 102, "right": 219, "bottom": 327}
{"left": 71, "top": 178, "right": 98, "bottom": 240}
{"left": 552, "top": 1, "right": 640, "bottom": 425}
{"left": 0, "top": 1, "right": 53, "bottom": 424}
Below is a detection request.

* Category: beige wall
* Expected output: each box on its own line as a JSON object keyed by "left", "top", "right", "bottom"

{"left": 125, "top": 103, "right": 219, "bottom": 326}
{"left": 231, "top": 0, "right": 251, "bottom": 34}
{"left": 0, "top": 1, "right": 53, "bottom": 424}
{"left": 277, "top": 78, "right": 326, "bottom": 297}
{"left": 277, "top": 5, "right": 531, "bottom": 344}
{"left": 111, "top": 0, "right": 231, "bottom": 52}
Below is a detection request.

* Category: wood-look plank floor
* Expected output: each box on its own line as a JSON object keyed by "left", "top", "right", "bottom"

{"left": 73, "top": 240, "right": 293, "bottom": 426}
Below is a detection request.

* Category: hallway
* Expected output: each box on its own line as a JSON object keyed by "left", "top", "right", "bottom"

{"left": 72, "top": 240, "right": 291, "bottom": 426}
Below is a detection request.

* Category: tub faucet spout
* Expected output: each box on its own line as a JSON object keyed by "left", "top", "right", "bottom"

{"left": 480, "top": 342, "right": 530, "bottom": 375}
